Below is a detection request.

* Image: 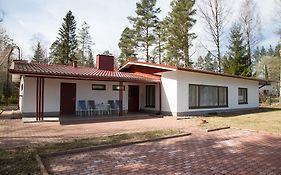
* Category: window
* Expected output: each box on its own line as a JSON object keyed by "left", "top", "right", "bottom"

{"left": 113, "top": 85, "right": 125, "bottom": 91}
{"left": 92, "top": 84, "right": 106, "bottom": 90}
{"left": 146, "top": 85, "right": 155, "bottom": 107}
{"left": 21, "top": 84, "right": 24, "bottom": 91}
{"left": 189, "top": 84, "right": 228, "bottom": 109}
{"left": 238, "top": 88, "right": 248, "bottom": 104}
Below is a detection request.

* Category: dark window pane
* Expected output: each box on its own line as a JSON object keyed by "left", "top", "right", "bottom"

{"left": 199, "top": 86, "right": 218, "bottom": 106}
{"left": 189, "top": 85, "right": 198, "bottom": 107}
{"left": 238, "top": 88, "right": 247, "bottom": 104}
{"left": 146, "top": 85, "right": 155, "bottom": 107}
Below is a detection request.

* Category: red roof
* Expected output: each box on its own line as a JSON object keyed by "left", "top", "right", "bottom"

{"left": 9, "top": 61, "right": 160, "bottom": 83}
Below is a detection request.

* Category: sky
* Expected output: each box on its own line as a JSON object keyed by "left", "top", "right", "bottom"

{"left": 0, "top": 0, "right": 280, "bottom": 61}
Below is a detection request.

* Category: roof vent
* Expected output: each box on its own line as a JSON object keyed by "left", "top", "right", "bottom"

{"left": 72, "top": 61, "right": 78, "bottom": 68}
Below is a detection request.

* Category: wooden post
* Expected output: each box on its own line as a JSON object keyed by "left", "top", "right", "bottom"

{"left": 119, "top": 82, "right": 123, "bottom": 116}
{"left": 159, "top": 82, "right": 162, "bottom": 114}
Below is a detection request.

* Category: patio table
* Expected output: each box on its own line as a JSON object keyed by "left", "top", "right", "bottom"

{"left": 95, "top": 103, "right": 110, "bottom": 115}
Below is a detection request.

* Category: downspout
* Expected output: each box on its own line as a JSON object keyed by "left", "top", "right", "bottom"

{"left": 159, "top": 82, "right": 162, "bottom": 115}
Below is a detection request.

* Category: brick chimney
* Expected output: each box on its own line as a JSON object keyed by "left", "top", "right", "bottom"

{"left": 96, "top": 54, "right": 114, "bottom": 71}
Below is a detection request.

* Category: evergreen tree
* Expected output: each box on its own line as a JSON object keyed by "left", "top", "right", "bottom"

{"left": 203, "top": 51, "right": 217, "bottom": 71}
{"left": 164, "top": 0, "right": 197, "bottom": 67}
{"left": 50, "top": 11, "right": 78, "bottom": 64}
{"left": 32, "top": 41, "right": 48, "bottom": 63}
{"left": 118, "top": 27, "right": 137, "bottom": 65}
{"left": 153, "top": 21, "right": 166, "bottom": 64}
{"left": 223, "top": 24, "right": 250, "bottom": 76}
{"left": 128, "top": 0, "right": 160, "bottom": 62}
{"left": 264, "top": 64, "right": 269, "bottom": 80}
{"left": 78, "top": 21, "right": 93, "bottom": 66}
{"left": 267, "top": 45, "right": 274, "bottom": 56}
{"left": 86, "top": 46, "right": 94, "bottom": 67}
{"left": 274, "top": 44, "right": 281, "bottom": 57}
{"left": 260, "top": 46, "right": 267, "bottom": 56}
{"left": 195, "top": 56, "right": 204, "bottom": 69}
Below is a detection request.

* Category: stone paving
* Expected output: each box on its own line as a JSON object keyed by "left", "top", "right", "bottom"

{"left": 0, "top": 115, "right": 196, "bottom": 148}
{"left": 45, "top": 129, "right": 281, "bottom": 175}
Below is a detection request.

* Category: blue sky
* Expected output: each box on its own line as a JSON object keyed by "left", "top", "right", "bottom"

{"left": 0, "top": 0, "right": 280, "bottom": 61}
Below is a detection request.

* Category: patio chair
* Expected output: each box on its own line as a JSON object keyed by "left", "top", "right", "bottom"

{"left": 78, "top": 100, "right": 87, "bottom": 116}
{"left": 115, "top": 100, "right": 121, "bottom": 114}
{"left": 108, "top": 100, "right": 117, "bottom": 115}
{"left": 88, "top": 100, "right": 98, "bottom": 116}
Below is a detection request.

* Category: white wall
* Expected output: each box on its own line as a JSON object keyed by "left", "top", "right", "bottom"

{"left": 21, "top": 77, "right": 150, "bottom": 114}
{"left": 160, "top": 70, "right": 259, "bottom": 115}
{"left": 160, "top": 71, "right": 178, "bottom": 115}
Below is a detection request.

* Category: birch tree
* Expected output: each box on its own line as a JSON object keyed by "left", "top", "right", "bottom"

{"left": 198, "top": 0, "right": 230, "bottom": 72}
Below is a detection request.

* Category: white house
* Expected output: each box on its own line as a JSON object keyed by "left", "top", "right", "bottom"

{"left": 9, "top": 55, "right": 270, "bottom": 121}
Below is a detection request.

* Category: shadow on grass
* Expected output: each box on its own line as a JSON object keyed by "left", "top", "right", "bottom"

{"left": 205, "top": 107, "right": 281, "bottom": 118}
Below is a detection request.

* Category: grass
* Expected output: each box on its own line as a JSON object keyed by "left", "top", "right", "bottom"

{"left": 193, "top": 107, "right": 281, "bottom": 134}
{"left": 0, "top": 129, "right": 183, "bottom": 175}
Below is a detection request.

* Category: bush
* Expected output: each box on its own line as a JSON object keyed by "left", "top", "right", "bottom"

{"left": 8, "top": 96, "right": 18, "bottom": 104}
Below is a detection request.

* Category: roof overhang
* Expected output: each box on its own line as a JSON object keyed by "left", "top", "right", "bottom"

{"left": 119, "top": 61, "right": 177, "bottom": 73}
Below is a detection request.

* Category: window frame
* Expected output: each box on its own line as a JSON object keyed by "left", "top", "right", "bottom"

{"left": 113, "top": 85, "right": 125, "bottom": 91}
{"left": 189, "top": 84, "right": 228, "bottom": 109}
{"left": 238, "top": 88, "right": 248, "bottom": 104}
{"left": 145, "top": 85, "right": 156, "bottom": 108}
{"left": 92, "top": 84, "right": 106, "bottom": 90}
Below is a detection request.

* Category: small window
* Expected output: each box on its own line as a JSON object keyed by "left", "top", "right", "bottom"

{"left": 113, "top": 85, "right": 125, "bottom": 91}
{"left": 146, "top": 85, "right": 155, "bottom": 108}
{"left": 238, "top": 88, "right": 248, "bottom": 104}
{"left": 21, "top": 84, "right": 24, "bottom": 91}
{"left": 92, "top": 84, "right": 106, "bottom": 90}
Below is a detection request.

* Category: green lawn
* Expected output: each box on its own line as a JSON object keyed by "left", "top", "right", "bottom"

{"left": 193, "top": 107, "right": 281, "bottom": 134}
{"left": 0, "top": 129, "right": 184, "bottom": 175}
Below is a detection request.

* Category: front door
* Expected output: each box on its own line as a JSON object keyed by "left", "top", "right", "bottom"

{"left": 60, "top": 83, "right": 76, "bottom": 115}
{"left": 128, "top": 85, "right": 139, "bottom": 112}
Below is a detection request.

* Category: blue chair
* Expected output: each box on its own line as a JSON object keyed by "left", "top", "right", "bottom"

{"left": 78, "top": 100, "right": 87, "bottom": 116}
{"left": 88, "top": 100, "right": 98, "bottom": 116}
{"left": 108, "top": 100, "right": 117, "bottom": 115}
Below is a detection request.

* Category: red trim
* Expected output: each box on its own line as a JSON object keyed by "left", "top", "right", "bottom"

{"left": 41, "top": 78, "right": 44, "bottom": 120}
{"left": 159, "top": 83, "right": 162, "bottom": 114}
{"left": 17, "top": 82, "right": 20, "bottom": 110}
{"left": 36, "top": 77, "right": 39, "bottom": 120}
{"left": 119, "top": 82, "right": 123, "bottom": 116}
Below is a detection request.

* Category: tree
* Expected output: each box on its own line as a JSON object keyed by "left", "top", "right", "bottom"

{"left": 153, "top": 21, "right": 167, "bottom": 64}
{"left": 195, "top": 56, "right": 204, "bottom": 69}
{"left": 128, "top": 0, "right": 160, "bottom": 62}
{"left": 239, "top": 0, "right": 261, "bottom": 74}
{"left": 267, "top": 45, "right": 274, "bottom": 56}
{"left": 223, "top": 24, "right": 250, "bottom": 76}
{"left": 164, "top": 0, "right": 197, "bottom": 67}
{"left": 195, "top": 51, "right": 217, "bottom": 71}
{"left": 118, "top": 27, "right": 137, "bottom": 65}
{"left": 86, "top": 46, "right": 94, "bottom": 67}
{"left": 50, "top": 11, "right": 77, "bottom": 64}
{"left": 198, "top": 0, "right": 230, "bottom": 72}
{"left": 260, "top": 46, "right": 267, "bottom": 56}
{"left": 77, "top": 21, "right": 94, "bottom": 66}
{"left": 102, "top": 50, "right": 113, "bottom": 56}
{"left": 32, "top": 41, "right": 48, "bottom": 63}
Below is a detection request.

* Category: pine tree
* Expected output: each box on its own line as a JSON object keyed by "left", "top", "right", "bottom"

{"left": 86, "top": 46, "right": 94, "bottom": 67}
{"left": 203, "top": 51, "right": 217, "bottom": 71}
{"left": 50, "top": 11, "right": 77, "bottom": 64}
{"left": 128, "top": 0, "right": 160, "bottom": 62}
{"left": 164, "top": 0, "right": 197, "bottom": 67}
{"left": 195, "top": 56, "right": 204, "bottom": 69}
{"left": 32, "top": 42, "right": 48, "bottom": 63}
{"left": 118, "top": 27, "right": 137, "bottom": 65}
{"left": 223, "top": 24, "right": 250, "bottom": 76}
{"left": 267, "top": 45, "right": 274, "bottom": 56}
{"left": 78, "top": 21, "right": 94, "bottom": 66}
{"left": 264, "top": 64, "right": 269, "bottom": 80}
{"left": 260, "top": 46, "right": 267, "bottom": 56}
{"left": 153, "top": 21, "right": 166, "bottom": 64}
{"left": 274, "top": 44, "right": 281, "bottom": 57}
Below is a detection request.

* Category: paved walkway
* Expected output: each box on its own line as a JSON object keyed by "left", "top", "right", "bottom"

{"left": 0, "top": 116, "right": 197, "bottom": 148}
{"left": 45, "top": 129, "right": 281, "bottom": 175}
